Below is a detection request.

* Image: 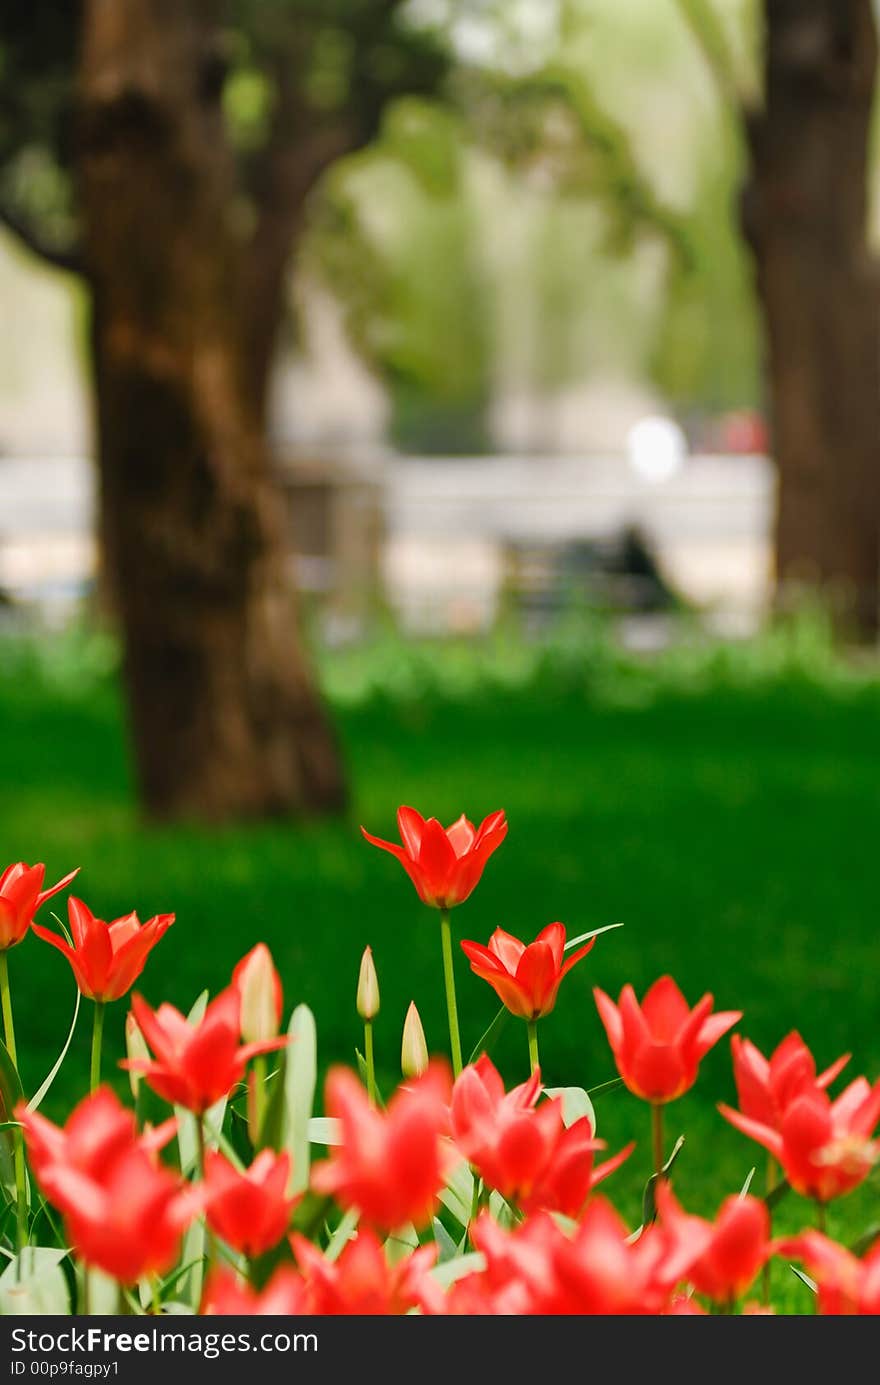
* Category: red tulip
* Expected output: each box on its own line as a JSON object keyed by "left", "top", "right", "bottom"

{"left": 777, "top": 1231, "right": 880, "bottom": 1315}
{"left": 32, "top": 897, "right": 173, "bottom": 1003}
{"left": 123, "top": 986, "right": 286, "bottom": 1114}
{"left": 291, "top": 1230, "right": 445, "bottom": 1315}
{"left": 203, "top": 1149, "right": 297, "bottom": 1257}
{"left": 655, "top": 1183, "right": 771, "bottom": 1305}
{"left": 720, "top": 1075, "right": 880, "bottom": 1203}
{"left": 450, "top": 1057, "right": 631, "bottom": 1217}
{"left": 311, "top": 1063, "right": 452, "bottom": 1232}
{"left": 0, "top": 861, "right": 79, "bottom": 951}
{"left": 461, "top": 923, "right": 594, "bottom": 1021}
{"left": 202, "top": 1267, "right": 309, "bottom": 1316}
{"left": 731, "top": 1032, "right": 850, "bottom": 1130}
{"left": 232, "top": 943, "right": 283, "bottom": 1043}
{"left": 361, "top": 805, "right": 507, "bottom": 909}
{"left": 18, "top": 1087, "right": 176, "bottom": 1197}
{"left": 594, "top": 975, "right": 741, "bottom": 1103}
{"left": 18, "top": 1089, "right": 192, "bottom": 1284}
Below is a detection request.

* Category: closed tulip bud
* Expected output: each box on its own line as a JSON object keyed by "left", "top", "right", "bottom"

{"left": 233, "top": 944, "right": 283, "bottom": 1044}
{"left": 125, "top": 1012, "right": 150, "bottom": 1099}
{"left": 357, "top": 946, "right": 380, "bottom": 1021}
{"left": 401, "top": 1002, "right": 428, "bottom": 1079}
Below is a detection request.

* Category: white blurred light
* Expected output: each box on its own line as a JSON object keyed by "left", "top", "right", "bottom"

{"left": 626, "top": 416, "right": 687, "bottom": 484}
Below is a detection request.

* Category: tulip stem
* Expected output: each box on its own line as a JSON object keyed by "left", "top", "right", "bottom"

{"left": 90, "top": 1002, "right": 105, "bottom": 1094}
{"left": 526, "top": 1021, "right": 540, "bottom": 1076}
{"left": 364, "top": 1019, "right": 377, "bottom": 1105}
{"left": 252, "top": 1054, "right": 266, "bottom": 1135}
{"left": 816, "top": 1200, "right": 827, "bottom": 1235}
{"left": 0, "top": 951, "right": 28, "bottom": 1258}
{"left": 197, "top": 1117, "right": 215, "bottom": 1270}
{"left": 439, "top": 911, "right": 463, "bottom": 1077}
{"left": 651, "top": 1103, "right": 664, "bottom": 1185}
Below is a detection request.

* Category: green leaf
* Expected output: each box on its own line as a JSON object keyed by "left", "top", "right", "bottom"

{"left": 790, "top": 1265, "right": 817, "bottom": 1294}
{"left": 585, "top": 1076, "right": 624, "bottom": 1099}
{"left": 255, "top": 1062, "right": 286, "bottom": 1151}
{"left": 431, "top": 1252, "right": 485, "bottom": 1288}
{"left": 641, "top": 1134, "right": 685, "bottom": 1227}
{"left": 739, "top": 1167, "right": 756, "bottom": 1198}
{"left": 385, "top": 1223, "right": 419, "bottom": 1265}
{"left": 308, "top": 1117, "right": 341, "bottom": 1146}
{"left": 432, "top": 1217, "right": 459, "bottom": 1264}
{"left": 850, "top": 1224, "right": 880, "bottom": 1257}
{"left": 324, "top": 1207, "right": 359, "bottom": 1263}
{"left": 355, "top": 1049, "right": 386, "bottom": 1108}
{"left": 0, "top": 1248, "right": 71, "bottom": 1314}
{"left": 438, "top": 1161, "right": 474, "bottom": 1229}
{"left": 563, "top": 921, "right": 624, "bottom": 952}
{"left": 27, "top": 987, "right": 82, "bottom": 1113}
{"left": 765, "top": 1178, "right": 791, "bottom": 1212}
{"left": 544, "top": 1086, "right": 596, "bottom": 1134}
{"left": 284, "top": 1005, "right": 317, "bottom": 1196}
{"left": 467, "top": 1006, "right": 509, "bottom": 1065}
{"left": 488, "top": 1190, "right": 517, "bottom": 1229}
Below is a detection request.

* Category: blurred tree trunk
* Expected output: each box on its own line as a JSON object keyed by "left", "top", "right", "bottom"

{"left": 77, "top": 0, "right": 346, "bottom": 820}
{"left": 743, "top": 0, "right": 880, "bottom": 638}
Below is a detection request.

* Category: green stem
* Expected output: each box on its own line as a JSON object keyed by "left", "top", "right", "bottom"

{"left": 651, "top": 1103, "right": 664, "bottom": 1184}
{"left": 196, "top": 1118, "right": 215, "bottom": 1270}
{"left": 90, "top": 1002, "right": 105, "bottom": 1094}
{"left": 364, "top": 1019, "right": 377, "bottom": 1104}
{"left": 252, "top": 1054, "right": 266, "bottom": 1137}
{"left": 439, "top": 910, "right": 463, "bottom": 1078}
{"left": 526, "top": 1021, "right": 540, "bottom": 1076}
{"left": 468, "top": 1172, "right": 481, "bottom": 1250}
{"left": 151, "top": 1275, "right": 161, "bottom": 1317}
{"left": 762, "top": 1150, "right": 777, "bottom": 1305}
{"left": 0, "top": 951, "right": 27, "bottom": 1258}
{"left": 816, "top": 1200, "right": 827, "bottom": 1235}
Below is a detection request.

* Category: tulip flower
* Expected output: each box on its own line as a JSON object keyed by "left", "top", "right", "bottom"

{"left": 311, "top": 1063, "right": 452, "bottom": 1233}
{"left": 362, "top": 806, "right": 507, "bottom": 1078}
{"left": 0, "top": 861, "right": 79, "bottom": 952}
{"left": 291, "top": 1230, "right": 445, "bottom": 1315}
{"left": 777, "top": 1231, "right": 880, "bottom": 1315}
{"left": 720, "top": 1075, "right": 880, "bottom": 1203}
{"left": 18, "top": 1089, "right": 191, "bottom": 1285}
{"left": 594, "top": 975, "right": 740, "bottom": 1105}
{"left": 462, "top": 922, "right": 595, "bottom": 1071}
{"left": 361, "top": 805, "right": 507, "bottom": 911}
{"left": 356, "top": 946, "right": 380, "bottom": 1021}
{"left": 232, "top": 944, "right": 283, "bottom": 1044}
{"left": 731, "top": 1032, "right": 850, "bottom": 1131}
{"left": 451, "top": 1057, "right": 632, "bottom": 1218}
{"left": 202, "top": 1149, "right": 297, "bottom": 1258}
{"left": 401, "top": 1001, "right": 429, "bottom": 1079}
{"left": 123, "top": 986, "right": 287, "bottom": 1116}
{"left": 32, "top": 898, "right": 173, "bottom": 1004}
{"left": 202, "top": 1267, "right": 309, "bottom": 1316}
{"left": 655, "top": 1184, "right": 771, "bottom": 1306}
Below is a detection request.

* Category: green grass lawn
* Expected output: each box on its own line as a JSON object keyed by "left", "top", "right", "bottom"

{"left": 2, "top": 624, "right": 879, "bottom": 1310}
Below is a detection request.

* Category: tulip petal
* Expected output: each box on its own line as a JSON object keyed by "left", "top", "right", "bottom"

{"left": 719, "top": 1103, "right": 784, "bottom": 1160}
{"left": 396, "top": 806, "right": 426, "bottom": 858}
{"left": 696, "top": 1009, "right": 742, "bottom": 1058}
{"left": 641, "top": 976, "right": 691, "bottom": 1042}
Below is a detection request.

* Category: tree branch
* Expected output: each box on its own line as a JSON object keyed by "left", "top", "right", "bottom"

{"left": 0, "top": 200, "right": 85, "bottom": 276}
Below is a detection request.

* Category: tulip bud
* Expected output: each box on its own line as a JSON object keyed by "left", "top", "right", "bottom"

{"left": 125, "top": 1011, "right": 150, "bottom": 1099}
{"left": 357, "top": 945, "right": 380, "bottom": 1021}
{"left": 401, "top": 1001, "right": 428, "bottom": 1079}
{"left": 233, "top": 944, "right": 283, "bottom": 1044}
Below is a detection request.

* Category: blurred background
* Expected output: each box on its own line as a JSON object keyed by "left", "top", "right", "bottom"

{"left": 2, "top": 0, "right": 880, "bottom": 1250}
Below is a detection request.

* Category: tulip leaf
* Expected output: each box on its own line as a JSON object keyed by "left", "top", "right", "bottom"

{"left": 850, "top": 1223, "right": 880, "bottom": 1257}
{"left": 438, "top": 1161, "right": 475, "bottom": 1229}
{"left": 27, "top": 985, "right": 81, "bottom": 1113}
{"left": 385, "top": 1222, "right": 419, "bottom": 1264}
{"left": 81, "top": 1267, "right": 121, "bottom": 1317}
{"left": 431, "top": 1251, "right": 485, "bottom": 1288}
{"left": 544, "top": 1086, "right": 596, "bottom": 1134}
{"left": 739, "top": 1166, "right": 756, "bottom": 1198}
{"left": 433, "top": 1217, "right": 459, "bottom": 1263}
{"left": 308, "top": 1116, "right": 341, "bottom": 1146}
{"left": 790, "top": 1265, "right": 817, "bottom": 1294}
{"left": 585, "top": 1076, "right": 624, "bottom": 1099}
{"left": 253, "top": 1062, "right": 285, "bottom": 1151}
{"left": 355, "top": 1049, "right": 387, "bottom": 1108}
{"left": 563, "top": 922, "right": 624, "bottom": 952}
{"left": 488, "top": 1190, "right": 517, "bottom": 1229}
{"left": 641, "top": 1134, "right": 685, "bottom": 1227}
{"left": 284, "top": 1004, "right": 317, "bottom": 1197}
{"left": 324, "top": 1206, "right": 359, "bottom": 1262}
{"left": 467, "top": 1005, "right": 509, "bottom": 1066}
{"left": 0, "top": 1247, "right": 71, "bottom": 1315}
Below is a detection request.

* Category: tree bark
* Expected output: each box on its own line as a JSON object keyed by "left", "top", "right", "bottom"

{"left": 743, "top": 0, "right": 880, "bottom": 639}
{"left": 76, "top": 0, "right": 346, "bottom": 821}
